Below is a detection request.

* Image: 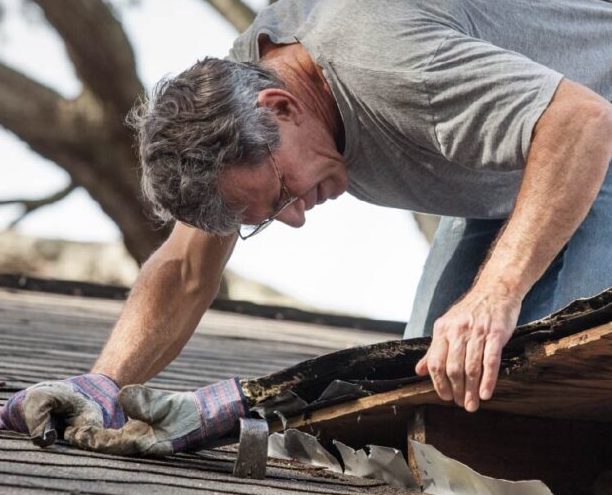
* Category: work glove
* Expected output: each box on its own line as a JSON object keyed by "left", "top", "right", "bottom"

{"left": 66, "top": 378, "right": 248, "bottom": 456}
{"left": 0, "top": 373, "right": 126, "bottom": 446}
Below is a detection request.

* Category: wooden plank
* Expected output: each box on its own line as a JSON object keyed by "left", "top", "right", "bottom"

{"left": 277, "top": 381, "right": 437, "bottom": 434}
{"left": 487, "top": 321, "right": 612, "bottom": 420}
{"left": 406, "top": 405, "right": 612, "bottom": 495}
{"left": 281, "top": 322, "right": 612, "bottom": 433}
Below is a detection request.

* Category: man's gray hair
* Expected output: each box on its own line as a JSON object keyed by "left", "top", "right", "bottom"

{"left": 127, "top": 57, "right": 284, "bottom": 234}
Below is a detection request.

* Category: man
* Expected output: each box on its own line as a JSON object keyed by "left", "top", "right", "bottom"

{"left": 2, "top": 0, "right": 611, "bottom": 454}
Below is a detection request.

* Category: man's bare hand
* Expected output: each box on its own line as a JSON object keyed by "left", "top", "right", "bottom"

{"left": 415, "top": 288, "right": 521, "bottom": 412}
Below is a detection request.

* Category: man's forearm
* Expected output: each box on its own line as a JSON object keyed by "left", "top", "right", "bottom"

{"left": 91, "top": 255, "right": 209, "bottom": 386}
{"left": 475, "top": 80, "right": 612, "bottom": 299}
{"left": 416, "top": 79, "right": 612, "bottom": 412}
{"left": 92, "top": 225, "right": 237, "bottom": 386}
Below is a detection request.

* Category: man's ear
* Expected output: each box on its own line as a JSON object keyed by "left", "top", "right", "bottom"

{"left": 257, "top": 89, "right": 304, "bottom": 124}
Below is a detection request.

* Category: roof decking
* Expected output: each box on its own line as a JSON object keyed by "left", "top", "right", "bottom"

{"left": 0, "top": 288, "right": 411, "bottom": 495}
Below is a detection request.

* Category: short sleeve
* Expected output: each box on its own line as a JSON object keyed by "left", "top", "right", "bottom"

{"left": 423, "top": 31, "right": 564, "bottom": 170}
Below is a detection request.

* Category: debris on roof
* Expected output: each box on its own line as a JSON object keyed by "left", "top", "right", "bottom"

{"left": 409, "top": 440, "right": 554, "bottom": 495}
{"left": 259, "top": 288, "right": 612, "bottom": 495}
{"left": 269, "top": 429, "right": 343, "bottom": 473}
{"left": 258, "top": 288, "right": 612, "bottom": 425}
{"left": 268, "top": 429, "right": 557, "bottom": 494}
{"left": 241, "top": 288, "right": 612, "bottom": 425}
{"left": 268, "top": 428, "right": 418, "bottom": 489}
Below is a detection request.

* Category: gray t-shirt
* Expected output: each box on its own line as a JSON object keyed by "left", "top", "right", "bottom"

{"left": 228, "top": 0, "right": 612, "bottom": 218}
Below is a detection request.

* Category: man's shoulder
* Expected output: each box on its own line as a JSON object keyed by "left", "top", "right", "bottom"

{"left": 227, "top": 0, "right": 459, "bottom": 63}
{"left": 227, "top": 0, "right": 322, "bottom": 63}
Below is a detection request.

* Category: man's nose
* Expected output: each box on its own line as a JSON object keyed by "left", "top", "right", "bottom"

{"left": 275, "top": 199, "right": 306, "bottom": 228}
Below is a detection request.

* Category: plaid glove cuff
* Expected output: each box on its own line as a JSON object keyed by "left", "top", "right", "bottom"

{"left": 67, "top": 374, "right": 126, "bottom": 429}
{"left": 171, "top": 378, "right": 248, "bottom": 453}
{"left": 0, "top": 388, "right": 27, "bottom": 432}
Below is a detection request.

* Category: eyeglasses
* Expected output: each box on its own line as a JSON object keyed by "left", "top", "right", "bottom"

{"left": 238, "top": 144, "right": 297, "bottom": 240}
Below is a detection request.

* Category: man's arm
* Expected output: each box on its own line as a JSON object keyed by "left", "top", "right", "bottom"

{"left": 92, "top": 223, "right": 237, "bottom": 386}
{"left": 416, "top": 79, "right": 612, "bottom": 412}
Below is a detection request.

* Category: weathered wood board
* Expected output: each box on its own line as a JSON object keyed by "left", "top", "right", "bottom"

{"left": 280, "top": 321, "right": 612, "bottom": 436}
{"left": 271, "top": 311, "right": 612, "bottom": 495}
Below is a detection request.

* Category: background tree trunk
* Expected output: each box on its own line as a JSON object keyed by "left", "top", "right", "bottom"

{"left": 0, "top": 0, "right": 172, "bottom": 263}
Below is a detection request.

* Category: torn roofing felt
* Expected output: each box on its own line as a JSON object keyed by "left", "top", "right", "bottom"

{"left": 240, "top": 288, "right": 612, "bottom": 420}
{"left": 268, "top": 429, "right": 556, "bottom": 493}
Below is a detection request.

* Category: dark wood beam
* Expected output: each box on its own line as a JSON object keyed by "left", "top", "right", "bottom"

{"left": 407, "top": 405, "right": 612, "bottom": 495}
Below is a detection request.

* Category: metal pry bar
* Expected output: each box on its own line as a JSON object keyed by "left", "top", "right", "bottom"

{"left": 233, "top": 417, "right": 269, "bottom": 479}
{"left": 31, "top": 417, "right": 58, "bottom": 448}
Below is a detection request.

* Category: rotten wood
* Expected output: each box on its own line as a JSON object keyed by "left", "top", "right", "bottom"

{"left": 34, "top": 0, "right": 144, "bottom": 118}
{"left": 272, "top": 287, "right": 612, "bottom": 435}
{"left": 264, "top": 309, "right": 612, "bottom": 494}
{"left": 243, "top": 339, "right": 429, "bottom": 406}
{"left": 405, "top": 408, "right": 425, "bottom": 486}
{"left": 487, "top": 321, "right": 612, "bottom": 421}
{"left": 277, "top": 321, "right": 612, "bottom": 439}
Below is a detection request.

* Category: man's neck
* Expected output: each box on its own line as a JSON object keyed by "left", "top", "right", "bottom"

{"left": 259, "top": 37, "right": 344, "bottom": 151}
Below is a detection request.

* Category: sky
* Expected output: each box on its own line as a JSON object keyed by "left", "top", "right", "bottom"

{"left": 0, "top": 0, "right": 430, "bottom": 321}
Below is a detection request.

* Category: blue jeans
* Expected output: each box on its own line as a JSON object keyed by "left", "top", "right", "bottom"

{"left": 404, "top": 165, "right": 612, "bottom": 338}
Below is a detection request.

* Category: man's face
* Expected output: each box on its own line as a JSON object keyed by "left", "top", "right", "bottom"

{"left": 220, "top": 111, "right": 349, "bottom": 230}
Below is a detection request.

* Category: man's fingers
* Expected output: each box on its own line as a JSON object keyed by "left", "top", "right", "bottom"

{"left": 463, "top": 331, "right": 486, "bottom": 412}
{"left": 445, "top": 335, "right": 467, "bottom": 407}
{"left": 415, "top": 353, "right": 429, "bottom": 376}
{"left": 65, "top": 420, "right": 155, "bottom": 455}
{"left": 425, "top": 339, "right": 453, "bottom": 401}
{"left": 479, "top": 337, "right": 503, "bottom": 400}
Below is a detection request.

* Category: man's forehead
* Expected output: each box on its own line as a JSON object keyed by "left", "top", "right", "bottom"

{"left": 220, "top": 163, "right": 271, "bottom": 187}
{"left": 219, "top": 163, "right": 274, "bottom": 207}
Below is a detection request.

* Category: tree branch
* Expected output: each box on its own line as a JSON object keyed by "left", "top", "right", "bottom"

{"left": 0, "top": 61, "right": 72, "bottom": 142}
{"left": 0, "top": 182, "right": 78, "bottom": 228}
{"left": 204, "top": 0, "right": 256, "bottom": 33}
{"left": 32, "top": 0, "right": 143, "bottom": 117}
{"left": 0, "top": 60, "right": 165, "bottom": 262}
{"left": 0, "top": 62, "right": 108, "bottom": 150}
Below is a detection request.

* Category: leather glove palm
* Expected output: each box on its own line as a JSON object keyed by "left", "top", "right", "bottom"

{"left": 0, "top": 373, "right": 125, "bottom": 445}
{"left": 67, "top": 378, "right": 247, "bottom": 456}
